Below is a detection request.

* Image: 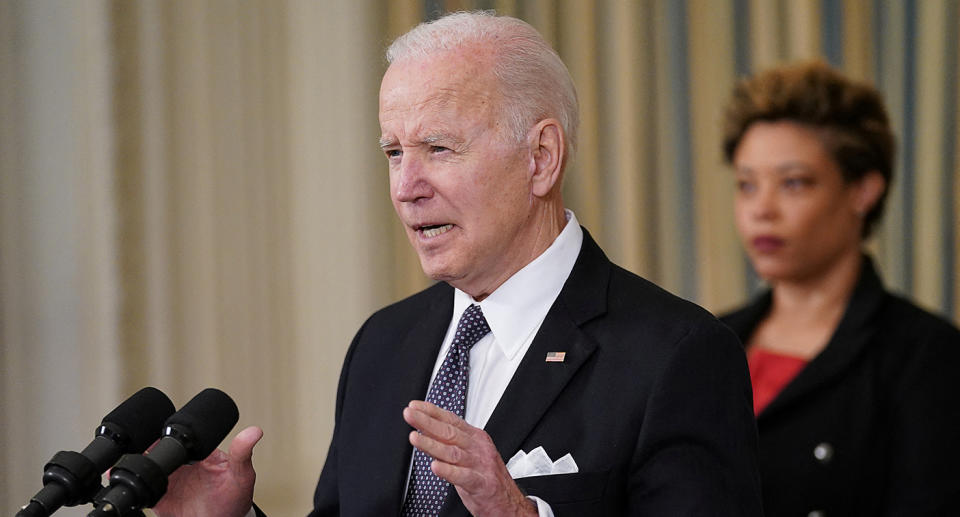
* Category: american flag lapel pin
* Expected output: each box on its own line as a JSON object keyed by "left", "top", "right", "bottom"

{"left": 545, "top": 351, "right": 566, "bottom": 363}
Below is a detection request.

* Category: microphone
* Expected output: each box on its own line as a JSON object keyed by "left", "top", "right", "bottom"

{"left": 88, "top": 388, "right": 240, "bottom": 517}
{"left": 16, "top": 387, "right": 176, "bottom": 517}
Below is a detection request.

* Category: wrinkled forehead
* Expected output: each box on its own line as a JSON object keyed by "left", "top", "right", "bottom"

{"left": 378, "top": 51, "right": 502, "bottom": 124}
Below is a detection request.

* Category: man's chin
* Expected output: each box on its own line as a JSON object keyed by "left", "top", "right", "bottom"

{"left": 418, "top": 258, "right": 460, "bottom": 284}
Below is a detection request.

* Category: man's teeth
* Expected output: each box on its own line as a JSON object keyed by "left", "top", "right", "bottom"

{"left": 421, "top": 224, "right": 453, "bottom": 238}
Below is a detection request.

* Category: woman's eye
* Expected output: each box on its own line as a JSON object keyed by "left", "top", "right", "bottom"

{"left": 736, "top": 180, "right": 755, "bottom": 193}
{"left": 783, "top": 177, "right": 810, "bottom": 190}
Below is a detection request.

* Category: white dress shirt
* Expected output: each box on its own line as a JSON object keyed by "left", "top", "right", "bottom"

{"left": 417, "top": 210, "right": 583, "bottom": 516}
{"left": 430, "top": 210, "right": 582, "bottom": 428}
{"left": 247, "top": 213, "right": 582, "bottom": 517}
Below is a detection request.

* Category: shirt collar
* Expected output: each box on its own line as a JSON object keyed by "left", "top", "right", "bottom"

{"left": 453, "top": 210, "right": 583, "bottom": 359}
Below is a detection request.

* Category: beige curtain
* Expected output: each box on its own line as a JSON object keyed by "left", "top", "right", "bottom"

{"left": 2, "top": 1, "right": 957, "bottom": 515}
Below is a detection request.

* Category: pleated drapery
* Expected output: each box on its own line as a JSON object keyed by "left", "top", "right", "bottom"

{"left": 2, "top": 2, "right": 957, "bottom": 515}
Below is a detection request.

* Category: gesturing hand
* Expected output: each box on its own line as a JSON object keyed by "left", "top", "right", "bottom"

{"left": 403, "top": 400, "right": 537, "bottom": 517}
{"left": 152, "top": 425, "right": 263, "bottom": 517}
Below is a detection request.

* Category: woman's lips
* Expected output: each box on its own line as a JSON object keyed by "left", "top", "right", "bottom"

{"left": 751, "top": 236, "right": 785, "bottom": 252}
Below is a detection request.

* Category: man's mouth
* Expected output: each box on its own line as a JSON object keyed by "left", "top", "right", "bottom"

{"left": 418, "top": 223, "right": 454, "bottom": 238}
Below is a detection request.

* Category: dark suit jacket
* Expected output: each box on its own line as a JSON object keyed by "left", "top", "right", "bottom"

{"left": 721, "top": 257, "right": 960, "bottom": 517}
{"left": 307, "top": 230, "right": 762, "bottom": 516}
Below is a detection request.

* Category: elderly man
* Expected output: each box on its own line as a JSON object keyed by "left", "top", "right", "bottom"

{"left": 155, "top": 11, "right": 761, "bottom": 517}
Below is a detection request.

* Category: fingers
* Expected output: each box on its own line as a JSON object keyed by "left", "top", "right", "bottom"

{"left": 409, "top": 429, "right": 465, "bottom": 465}
{"left": 404, "top": 401, "right": 468, "bottom": 442}
{"left": 404, "top": 401, "right": 496, "bottom": 478}
{"left": 193, "top": 426, "right": 261, "bottom": 475}
{"left": 403, "top": 401, "right": 533, "bottom": 515}
{"left": 229, "top": 426, "right": 264, "bottom": 464}
{"left": 228, "top": 426, "right": 263, "bottom": 479}
{"left": 408, "top": 400, "right": 467, "bottom": 425}
{"left": 404, "top": 401, "right": 478, "bottom": 469}
{"left": 201, "top": 448, "right": 229, "bottom": 468}
{"left": 431, "top": 456, "right": 482, "bottom": 488}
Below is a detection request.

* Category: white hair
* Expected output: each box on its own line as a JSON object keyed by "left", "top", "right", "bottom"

{"left": 386, "top": 11, "right": 580, "bottom": 163}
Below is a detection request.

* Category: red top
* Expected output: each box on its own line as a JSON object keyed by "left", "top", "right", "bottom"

{"left": 747, "top": 347, "right": 808, "bottom": 415}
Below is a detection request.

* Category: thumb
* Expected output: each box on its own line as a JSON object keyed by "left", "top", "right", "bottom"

{"left": 229, "top": 425, "right": 263, "bottom": 473}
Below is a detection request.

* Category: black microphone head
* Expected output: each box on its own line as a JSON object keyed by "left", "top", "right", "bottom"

{"left": 165, "top": 388, "right": 239, "bottom": 460}
{"left": 101, "top": 387, "right": 176, "bottom": 453}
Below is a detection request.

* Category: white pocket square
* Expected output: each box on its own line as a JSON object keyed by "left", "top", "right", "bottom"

{"left": 506, "top": 446, "right": 579, "bottom": 479}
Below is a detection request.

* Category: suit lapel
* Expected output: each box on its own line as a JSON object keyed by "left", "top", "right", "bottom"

{"left": 482, "top": 310, "right": 599, "bottom": 459}
{"left": 483, "top": 229, "right": 608, "bottom": 461}
{"left": 442, "top": 314, "right": 599, "bottom": 517}
{"left": 755, "top": 258, "right": 886, "bottom": 421}
{"left": 441, "top": 230, "right": 611, "bottom": 517}
{"left": 372, "top": 284, "right": 453, "bottom": 511}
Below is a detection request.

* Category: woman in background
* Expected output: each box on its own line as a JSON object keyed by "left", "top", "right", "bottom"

{"left": 720, "top": 60, "right": 960, "bottom": 516}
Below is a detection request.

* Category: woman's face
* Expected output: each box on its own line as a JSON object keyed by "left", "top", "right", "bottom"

{"left": 732, "top": 121, "right": 869, "bottom": 284}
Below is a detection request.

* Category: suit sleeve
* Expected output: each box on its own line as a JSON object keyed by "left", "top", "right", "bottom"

{"left": 630, "top": 318, "right": 763, "bottom": 516}
{"left": 882, "top": 324, "right": 960, "bottom": 515}
{"left": 307, "top": 320, "right": 368, "bottom": 517}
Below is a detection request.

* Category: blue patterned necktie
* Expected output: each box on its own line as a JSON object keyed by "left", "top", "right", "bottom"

{"left": 401, "top": 304, "right": 491, "bottom": 516}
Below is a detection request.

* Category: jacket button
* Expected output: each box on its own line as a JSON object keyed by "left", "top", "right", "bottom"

{"left": 808, "top": 511, "right": 825, "bottom": 517}
{"left": 813, "top": 442, "right": 833, "bottom": 463}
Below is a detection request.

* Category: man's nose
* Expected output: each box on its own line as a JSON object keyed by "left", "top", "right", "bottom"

{"left": 393, "top": 154, "right": 432, "bottom": 203}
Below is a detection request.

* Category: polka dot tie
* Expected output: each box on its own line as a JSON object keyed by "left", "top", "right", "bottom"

{"left": 401, "top": 304, "right": 491, "bottom": 516}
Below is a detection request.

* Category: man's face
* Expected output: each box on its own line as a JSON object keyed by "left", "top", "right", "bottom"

{"left": 378, "top": 50, "right": 537, "bottom": 297}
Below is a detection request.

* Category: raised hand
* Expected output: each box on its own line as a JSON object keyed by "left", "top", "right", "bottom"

{"left": 152, "top": 425, "right": 263, "bottom": 517}
{"left": 403, "top": 401, "right": 537, "bottom": 517}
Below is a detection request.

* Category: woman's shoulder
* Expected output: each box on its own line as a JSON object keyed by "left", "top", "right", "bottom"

{"left": 853, "top": 290, "right": 960, "bottom": 392}
{"left": 872, "top": 291, "right": 960, "bottom": 348}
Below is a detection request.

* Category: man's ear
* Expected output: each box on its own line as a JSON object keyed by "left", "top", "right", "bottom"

{"left": 528, "top": 119, "right": 565, "bottom": 197}
{"left": 853, "top": 171, "right": 886, "bottom": 216}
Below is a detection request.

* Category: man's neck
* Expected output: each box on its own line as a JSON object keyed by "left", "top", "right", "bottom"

{"left": 464, "top": 203, "right": 567, "bottom": 301}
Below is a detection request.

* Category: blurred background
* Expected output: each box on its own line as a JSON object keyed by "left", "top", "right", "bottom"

{"left": 2, "top": 0, "right": 957, "bottom": 515}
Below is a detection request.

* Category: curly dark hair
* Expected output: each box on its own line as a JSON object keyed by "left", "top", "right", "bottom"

{"left": 722, "top": 60, "right": 895, "bottom": 237}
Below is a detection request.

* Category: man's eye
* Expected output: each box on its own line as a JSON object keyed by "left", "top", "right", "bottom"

{"left": 429, "top": 145, "right": 450, "bottom": 153}
{"left": 736, "top": 180, "right": 755, "bottom": 193}
{"left": 385, "top": 149, "right": 402, "bottom": 158}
